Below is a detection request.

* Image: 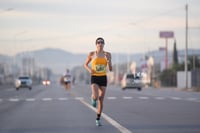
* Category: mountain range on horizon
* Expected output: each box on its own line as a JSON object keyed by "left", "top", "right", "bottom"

{"left": 0, "top": 48, "right": 200, "bottom": 74}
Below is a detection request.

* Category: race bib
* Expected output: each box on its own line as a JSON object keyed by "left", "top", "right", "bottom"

{"left": 95, "top": 64, "right": 106, "bottom": 73}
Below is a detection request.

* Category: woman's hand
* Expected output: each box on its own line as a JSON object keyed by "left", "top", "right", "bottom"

{"left": 105, "top": 52, "right": 111, "bottom": 63}
{"left": 89, "top": 68, "right": 95, "bottom": 75}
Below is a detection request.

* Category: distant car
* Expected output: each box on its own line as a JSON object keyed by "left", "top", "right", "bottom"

{"left": 121, "top": 73, "right": 143, "bottom": 91}
{"left": 15, "top": 76, "right": 32, "bottom": 90}
{"left": 42, "top": 80, "right": 51, "bottom": 86}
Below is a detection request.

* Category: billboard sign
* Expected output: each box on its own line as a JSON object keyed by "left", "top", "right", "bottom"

{"left": 159, "top": 31, "right": 174, "bottom": 38}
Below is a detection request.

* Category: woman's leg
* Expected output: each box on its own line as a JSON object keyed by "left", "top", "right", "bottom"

{"left": 91, "top": 84, "right": 98, "bottom": 99}
{"left": 97, "top": 86, "right": 106, "bottom": 115}
{"left": 91, "top": 84, "right": 98, "bottom": 108}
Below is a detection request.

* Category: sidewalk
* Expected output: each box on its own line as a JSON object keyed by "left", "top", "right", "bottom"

{"left": 152, "top": 86, "right": 200, "bottom": 92}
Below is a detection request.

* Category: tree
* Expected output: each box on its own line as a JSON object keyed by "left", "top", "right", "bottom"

{"left": 159, "top": 69, "right": 176, "bottom": 86}
{"left": 173, "top": 39, "right": 178, "bottom": 65}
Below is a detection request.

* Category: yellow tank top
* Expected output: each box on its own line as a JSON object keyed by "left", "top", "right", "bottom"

{"left": 91, "top": 53, "right": 107, "bottom": 76}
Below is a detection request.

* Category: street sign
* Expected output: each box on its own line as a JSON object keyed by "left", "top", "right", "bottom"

{"left": 159, "top": 31, "right": 174, "bottom": 70}
{"left": 159, "top": 31, "right": 174, "bottom": 38}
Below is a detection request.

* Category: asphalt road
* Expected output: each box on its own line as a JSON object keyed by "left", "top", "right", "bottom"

{"left": 0, "top": 83, "right": 200, "bottom": 133}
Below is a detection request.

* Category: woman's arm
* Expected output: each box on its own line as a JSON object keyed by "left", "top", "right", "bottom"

{"left": 105, "top": 52, "right": 112, "bottom": 71}
{"left": 84, "top": 52, "right": 94, "bottom": 74}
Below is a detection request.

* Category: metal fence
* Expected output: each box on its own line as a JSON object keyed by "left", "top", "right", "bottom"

{"left": 191, "top": 69, "right": 200, "bottom": 87}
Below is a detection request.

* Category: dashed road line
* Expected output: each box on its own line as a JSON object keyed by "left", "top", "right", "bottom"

{"left": 42, "top": 98, "right": 52, "bottom": 101}
{"left": 25, "top": 98, "right": 36, "bottom": 102}
{"left": 58, "top": 97, "right": 68, "bottom": 101}
{"left": 186, "top": 98, "right": 197, "bottom": 101}
{"left": 138, "top": 96, "right": 149, "bottom": 100}
{"left": 122, "top": 96, "right": 133, "bottom": 99}
{"left": 170, "top": 97, "right": 182, "bottom": 100}
{"left": 9, "top": 98, "right": 20, "bottom": 102}
{"left": 155, "top": 97, "right": 165, "bottom": 100}
{"left": 75, "top": 97, "right": 84, "bottom": 100}
{"left": 0, "top": 96, "right": 199, "bottom": 103}
{"left": 107, "top": 97, "right": 117, "bottom": 100}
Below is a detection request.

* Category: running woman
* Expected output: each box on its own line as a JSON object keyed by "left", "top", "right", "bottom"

{"left": 84, "top": 37, "right": 112, "bottom": 126}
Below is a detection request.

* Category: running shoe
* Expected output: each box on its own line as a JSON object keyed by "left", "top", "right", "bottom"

{"left": 91, "top": 98, "right": 97, "bottom": 107}
{"left": 96, "top": 120, "right": 102, "bottom": 126}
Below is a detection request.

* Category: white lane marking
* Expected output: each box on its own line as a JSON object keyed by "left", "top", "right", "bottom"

{"left": 25, "top": 98, "right": 36, "bottom": 101}
{"left": 42, "top": 98, "right": 52, "bottom": 101}
{"left": 170, "top": 97, "right": 181, "bottom": 100}
{"left": 75, "top": 97, "right": 84, "bottom": 100}
{"left": 80, "top": 99, "right": 132, "bottom": 133}
{"left": 155, "top": 97, "right": 165, "bottom": 100}
{"left": 3, "top": 96, "right": 199, "bottom": 103}
{"left": 9, "top": 98, "right": 20, "bottom": 102}
{"left": 186, "top": 98, "right": 197, "bottom": 101}
{"left": 122, "top": 96, "right": 133, "bottom": 99}
{"left": 107, "top": 97, "right": 117, "bottom": 100}
{"left": 185, "top": 98, "right": 200, "bottom": 103}
{"left": 138, "top": 97, "right": 149, "bottom": 100}
{"left": 58, "top": 97, "right": 68, "bottom": 101}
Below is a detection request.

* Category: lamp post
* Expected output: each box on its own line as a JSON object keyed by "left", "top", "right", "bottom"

{"left": 185, "top": 4, "right": 188, "bottom": 89}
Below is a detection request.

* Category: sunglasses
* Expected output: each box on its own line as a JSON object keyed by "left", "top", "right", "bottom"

{"left": 96, "top": 41, "right": 104, "bottom": 44}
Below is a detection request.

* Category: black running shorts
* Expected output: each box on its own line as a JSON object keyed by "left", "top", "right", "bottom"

{"left": 91, "top": 75, "right": 107, "bottom": 87}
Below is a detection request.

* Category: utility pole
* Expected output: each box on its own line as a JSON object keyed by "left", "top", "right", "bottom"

{"left": 185, "top": 4, "right": 188, "bottom": 89}
{"left": 115, "top": 54, "right": 119, "bottom": 85}
{"left": 127, "top": 51, "right": 130, "bottom": 73}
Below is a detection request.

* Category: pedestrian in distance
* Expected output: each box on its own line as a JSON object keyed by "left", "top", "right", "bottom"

{"left": 84, "top": 37, "right": 112, "bottom": 126}
{"left": 60, "top": 69, "right": 72, "bottom": 91}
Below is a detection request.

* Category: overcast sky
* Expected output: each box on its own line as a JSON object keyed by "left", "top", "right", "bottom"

{"left": 0, "top": 0, "right": 200, "bottom": 56}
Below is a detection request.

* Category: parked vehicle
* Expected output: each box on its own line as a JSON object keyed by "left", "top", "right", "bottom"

{"left": 121, "top": 73, "right": 143, "bottom": 91}
{"left": 15, "top": 76, "right": 32, "bottom": 90}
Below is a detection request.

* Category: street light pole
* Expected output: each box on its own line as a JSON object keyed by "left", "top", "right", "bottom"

{"left": 185, "top": 4, "right": 188, "bottom": 89}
